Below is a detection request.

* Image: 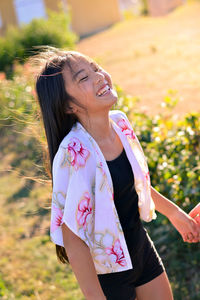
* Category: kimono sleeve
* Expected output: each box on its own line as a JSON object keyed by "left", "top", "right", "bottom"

{"left": 50, "top": 146, "right": 70, "bottom": 246}
{"left": 50, "top": 142, "right": 95, "bottom": 249}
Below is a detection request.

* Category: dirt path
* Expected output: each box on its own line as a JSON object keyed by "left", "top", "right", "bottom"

{"left": 77, "top": 0, "right": 200, "bottom": 117}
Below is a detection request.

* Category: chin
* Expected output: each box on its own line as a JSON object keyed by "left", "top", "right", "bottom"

{"left": 107, "top": 97, "right": 118, "bottom": 110}
{"left": 111, "top": 94, "right": 118, "bottom": 105}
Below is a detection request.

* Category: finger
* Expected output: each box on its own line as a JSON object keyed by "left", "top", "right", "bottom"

{"left": 191, "top": 228, "right": 199, "bottom": 239}
{"left": 186, "top": 239, "right": 193, "bottom": 243}
{"left": 191, "top": 238, "right": 199, "bottom": 243}
{"left": 189, "top": 203, "right": 200, "bottom": 218}
{"left": 182, "top": 234, "right": 187, "bottom": 242}
{"left": 186, "top": 232, "right": 195, "bottom": 243}
{"left": 183, "top": 233, "right": 192, "bottom": 243}
{"left": 189, "top": 219, "right": 200, "bottom": 237}
{"left": 188, "top": 231, "right": 200, "bottom": 243}
{"left": 190, "top": 236, "right": 199, "bottom": 243}
{"left": 188, "top": 232, "right": 193, "bottom": 239}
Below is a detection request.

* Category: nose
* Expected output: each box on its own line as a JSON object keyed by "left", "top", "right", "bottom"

{"left": 95, "top": 71, "right": 104, "bottom": 84}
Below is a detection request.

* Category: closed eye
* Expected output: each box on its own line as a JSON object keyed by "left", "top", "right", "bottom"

{"left": 79, "top": 64, "right": 101, "bottom": 82}
{"left": 80, "top": 76, "right": 88, "bottom": 82}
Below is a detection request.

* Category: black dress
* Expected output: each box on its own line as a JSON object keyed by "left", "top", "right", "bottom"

{"left": 97, "top": 148, "right": 165, "bottom": 300}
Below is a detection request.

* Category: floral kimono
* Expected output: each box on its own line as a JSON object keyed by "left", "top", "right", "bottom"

{"left": 50, "top": 110, "right": 157, "bottom": 274}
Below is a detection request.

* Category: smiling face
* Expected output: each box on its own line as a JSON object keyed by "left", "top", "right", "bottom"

{"left": 62, "top": 54, "right": 118, "bottom": 118}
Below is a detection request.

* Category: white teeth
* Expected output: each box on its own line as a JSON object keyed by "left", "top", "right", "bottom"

{"left": 97, "top": 85, "right": 110, "bottom": 96}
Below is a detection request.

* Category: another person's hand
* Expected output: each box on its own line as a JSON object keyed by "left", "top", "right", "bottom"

{"left": 168, "top": 208, "right": 200, "bottom": 243}
{"left": 188, "top": 203, "right": 200, "bottom": 224}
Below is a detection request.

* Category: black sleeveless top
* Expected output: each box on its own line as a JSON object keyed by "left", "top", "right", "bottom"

{"left": 106, "top": 148, "right": 144, "bottom": 254}
{"left": 98, "top": 149, "right": 164, "bottom": 284}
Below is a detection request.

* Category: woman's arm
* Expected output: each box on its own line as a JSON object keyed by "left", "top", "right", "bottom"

{"left": 151, "top": 186, "right": 200, "bottom": 243}
{"left": 61, "top": 223, "right": 106, "bottom": 300}
{"left": 151, "top": 186, "right": 180, "bottom": 217}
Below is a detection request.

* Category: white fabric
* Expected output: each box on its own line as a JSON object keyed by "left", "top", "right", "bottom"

{"left": 50, "top": 110, "right": 157, "bottom": 274}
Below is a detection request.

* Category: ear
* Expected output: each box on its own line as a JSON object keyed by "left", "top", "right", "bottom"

{"left": 65, "top": 106, "right": 77, "bottom": 115}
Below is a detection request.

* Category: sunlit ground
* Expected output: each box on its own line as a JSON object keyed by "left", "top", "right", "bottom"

{"left": 78, "top": 0, "right": 200, "bottom": 117}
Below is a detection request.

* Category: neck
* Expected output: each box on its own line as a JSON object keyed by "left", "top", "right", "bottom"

{"left": 78, "top": 110, "right": 114, "bottom": 143}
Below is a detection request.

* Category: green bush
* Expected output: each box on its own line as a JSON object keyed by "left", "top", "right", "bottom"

{"left": 0, "top": 9, "right": 78, "bottom": 76}
{"left": 115, "top": 84, "right": 200, "bottom": 209}
{"left": 0, "top": 27, "right": 21, "bottom": 75}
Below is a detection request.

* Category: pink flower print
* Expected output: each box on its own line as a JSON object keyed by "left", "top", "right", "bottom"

{"left": 51, "top": 204, "right": 63, "bottom": 233}
{"left": 145, "top": 171, "right": 151, "bottom": 185}
{"left": 99, "top": 161, "right": 106, "bottom": 176}
{"left": 105, "top": 239, "right": 127, "bottom": 267}
{"left": 145, "top": 171, "right": 149, "bottom": 180}
{"left": 77, "top": 192, "right": 92, "bottom": 229}
{"left": 67, "top": 137, "right": 90, "bottom": 170}
{"left": 117, "top": 118, "right": 136, "bottom": 140}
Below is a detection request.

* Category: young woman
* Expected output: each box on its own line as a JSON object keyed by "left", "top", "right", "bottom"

{"left": 34, "top": 47, "right": 200, "bottom": 300}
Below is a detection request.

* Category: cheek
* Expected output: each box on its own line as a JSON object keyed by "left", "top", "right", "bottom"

{"left": 77, "top": 84, "right": 95, "bottom": 105}
{"left": 64, "top": 82, "right": 76, "bottom": 99}
{"left": 79, "top": 82, "right": 94, "bottom": 96}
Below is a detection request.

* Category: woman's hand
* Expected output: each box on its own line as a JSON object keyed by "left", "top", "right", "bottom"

{"left": 168, "top": 208, "right": 200, "bottom": 243}
{"left": 150, "top": 186, "right": 200, "bottom": 242}
{"left": 188, "top": 203, "right": 200, "bottom": 224}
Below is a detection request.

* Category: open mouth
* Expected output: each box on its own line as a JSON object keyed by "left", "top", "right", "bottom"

{"left": 96, "top": 84, "right": 111, "bottom": 97}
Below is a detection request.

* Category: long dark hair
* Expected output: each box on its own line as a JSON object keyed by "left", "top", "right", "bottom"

{"left": 32, "top": 47, "right": 88, "bottom": 264}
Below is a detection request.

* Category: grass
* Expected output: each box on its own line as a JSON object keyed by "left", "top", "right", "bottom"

{"left": 0, "top": 164, "right": 84, "bottom": 299}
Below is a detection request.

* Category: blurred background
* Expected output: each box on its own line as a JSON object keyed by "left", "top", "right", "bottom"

{"left": 0, "top": 0, "right": 199, "bottom": 299}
